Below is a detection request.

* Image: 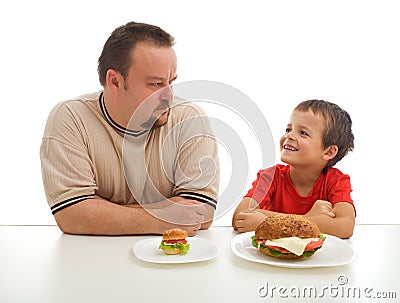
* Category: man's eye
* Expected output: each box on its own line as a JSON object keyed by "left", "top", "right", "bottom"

{"left": 152, "top": 82, "right": 162, "bottom": 87}
{"left": 285, "top": 128, "right": 291, "bottom": 133}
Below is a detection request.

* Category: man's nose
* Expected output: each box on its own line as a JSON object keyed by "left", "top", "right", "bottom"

{"left": 159, "top": 85, "right": 173, "bottom": 103}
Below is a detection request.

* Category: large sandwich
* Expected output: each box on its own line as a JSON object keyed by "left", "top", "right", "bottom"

{"left": 252, "top": 214, "right": 326, "bottom": 259}
{"left": 159, "top": 228, "right": 190, "bottom": 255}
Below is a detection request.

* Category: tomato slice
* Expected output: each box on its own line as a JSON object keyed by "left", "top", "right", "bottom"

{"left": 266, "top": 245, "right": 291, "bottom": 253}
{"left": 304, "top": 238, "right": 323, "bottom": 251}
{"left": 257, "top": 238, "right": 324, "bottom": 253}
{"left": 164, "top": 239, "right": 187, "bottom": 244}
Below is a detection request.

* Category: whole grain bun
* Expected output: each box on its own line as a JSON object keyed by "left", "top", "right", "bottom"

{"left": 162, "top": 228, "right": 188, "bottom": 240}
{"left": 255, "top": 214, "right": 320, "bottom": 240}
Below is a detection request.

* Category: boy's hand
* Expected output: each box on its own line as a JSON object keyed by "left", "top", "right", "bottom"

{"left": 233, "top": 211, "right": 267, "bottom": 233}
{"left": 304, "top": 200, "right": 335, "bottom": 218}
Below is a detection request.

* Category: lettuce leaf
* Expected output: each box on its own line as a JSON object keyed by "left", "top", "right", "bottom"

{"left": 251, "top": 236, "right": 258, "bottom": 248}
{"left": 158, "top": 241, "right": 190, "bottom": 255}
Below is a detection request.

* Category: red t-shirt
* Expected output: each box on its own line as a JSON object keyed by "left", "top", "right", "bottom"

{"left": 245, "top": 164, "right": 354, "bottom": 215}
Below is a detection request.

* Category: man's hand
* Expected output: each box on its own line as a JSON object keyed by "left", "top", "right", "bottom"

{"left": 149, "top": 197, "right": 207, "bottom": 236}
{"left": 233, "top": 210, "right": 267, "bottom": 233}
{"left": 169, "top": 197, "right": 215, "bottom": 230}
{"left": 121, "top": 196, "right": 214, "bottom": 235}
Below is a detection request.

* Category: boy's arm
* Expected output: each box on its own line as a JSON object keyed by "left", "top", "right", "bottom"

{"left": 232, "top": 197, "right": 257, "bottom": 229}
{"left": 232, "top": 197, "right": 280, "bottom": 232}
{"left": 304, "top": 202, "right": 355, "bottom": 238}
{"left": 233, "top": 197, "right": 355, "bottom": 238}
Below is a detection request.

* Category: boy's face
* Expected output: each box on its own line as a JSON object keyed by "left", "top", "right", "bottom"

{"left": 279, "top": 109, "right": 330, "bottom": 168}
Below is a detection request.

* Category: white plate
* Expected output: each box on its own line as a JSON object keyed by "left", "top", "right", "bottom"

{"left": 231, "top": 232, "right": 356, "bottom": 268}
{"left": 133, "top": 237, "right": 220, "bottom": 264}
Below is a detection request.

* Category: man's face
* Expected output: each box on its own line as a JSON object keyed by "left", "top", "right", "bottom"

{"left": 121, "top": 41, "right": 177, "bottom": 130}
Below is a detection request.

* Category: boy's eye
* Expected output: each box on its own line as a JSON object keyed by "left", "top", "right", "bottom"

{"left": 300, "top": 130, "right": 309, "bottom": 136}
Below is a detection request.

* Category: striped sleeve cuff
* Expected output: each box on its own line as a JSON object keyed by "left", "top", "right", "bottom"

{"left": 176, "top": 191, "right": 217, "bottom": 209}
{"left": 50, "top": 194, "right": 95, "bottom": 215}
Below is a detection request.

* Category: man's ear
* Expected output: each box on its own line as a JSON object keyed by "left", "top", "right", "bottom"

{"left": 322, "top": 145, "right": 338, "bottom": 160}
{"left": 106, "top": 69, "right": 123, "bottom": 91}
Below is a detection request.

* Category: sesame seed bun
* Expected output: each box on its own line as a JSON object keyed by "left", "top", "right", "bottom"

{"left": 162, "top": 248, "right": 183, "bottom": 255}
{"left": 162, "top": 228, "right": 188, "bottom": 240}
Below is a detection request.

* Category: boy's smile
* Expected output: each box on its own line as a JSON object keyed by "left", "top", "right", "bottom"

{"left": 282, "top": 144, "right": 298, "bottom": 152}
{"left": 280, "top": 109, "right": 327, "bottom": 169}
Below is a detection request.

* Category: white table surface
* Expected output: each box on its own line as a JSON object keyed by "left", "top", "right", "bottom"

{"left": 1, "top": 224, "right": 399, "bottom": 303}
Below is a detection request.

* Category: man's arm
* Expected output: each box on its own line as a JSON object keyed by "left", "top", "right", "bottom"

{"left": 54, "top": 196, "right": 208, "bottom": 236}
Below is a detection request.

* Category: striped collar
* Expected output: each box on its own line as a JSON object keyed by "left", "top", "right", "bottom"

{"left": 99, "top": 92, "right": 149, "bottom": 137}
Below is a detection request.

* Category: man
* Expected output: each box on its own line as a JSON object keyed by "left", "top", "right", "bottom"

{"left": 40, "top": 22, "right": 219, "bottom": 236}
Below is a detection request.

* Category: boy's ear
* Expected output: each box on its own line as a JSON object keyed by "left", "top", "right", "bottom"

{"left": 322, "top": 145, "right": 338, "bottom": 160}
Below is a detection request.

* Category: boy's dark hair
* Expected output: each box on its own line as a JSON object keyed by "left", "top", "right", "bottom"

{"left": 295, "top": 100, "right": 354, "bottom": 172}
{"left": 97, "top": 21, "right": 175, "bottom": 86}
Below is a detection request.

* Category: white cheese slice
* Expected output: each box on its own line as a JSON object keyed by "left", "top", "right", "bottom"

{"left": 162, "top": 241, "right": 186, "bottom": 246}
{"left": 163, "top": 242, "right": 175, "bottom": 246}
{"left": 265, "top": 237, "right": 320, "bottom": 256}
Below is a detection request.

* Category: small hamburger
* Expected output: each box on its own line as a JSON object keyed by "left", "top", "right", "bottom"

{"left": 252, "top": 214, "right": 326, "bottom": 259}
{"left": 159, "top": 228, "right": 190, "bottom": 255}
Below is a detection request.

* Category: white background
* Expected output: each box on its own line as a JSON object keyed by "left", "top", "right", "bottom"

{"left": 0, "top": 0, "right": 398, "bottom": 226}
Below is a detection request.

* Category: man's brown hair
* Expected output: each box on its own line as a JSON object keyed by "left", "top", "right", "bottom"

{"left": 98, "top": 21, "right": 175, "bottom": 86}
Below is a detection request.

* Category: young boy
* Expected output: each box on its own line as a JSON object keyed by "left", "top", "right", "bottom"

{"left": 232, "top": 100, "right": 355, "bottom": 238}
